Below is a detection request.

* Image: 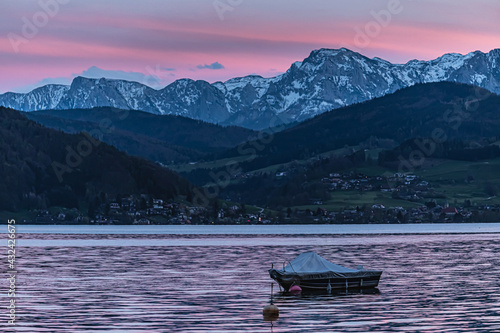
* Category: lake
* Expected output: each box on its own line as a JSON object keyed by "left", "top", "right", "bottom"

{"left": 3, "top": 224, "right": 500, "bottom": 332}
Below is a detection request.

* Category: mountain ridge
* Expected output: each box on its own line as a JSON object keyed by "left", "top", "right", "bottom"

{"left": 211, "top": 82, "right": 500, "bottom": 173}
{"left": 180, "top": 82, "right": 500, "bottom": 206}
{"left": 25, "top": 107, "right": 256, "bottom": 164}
{"left": 2, "top": 48, "right": 500, "bottom": 129}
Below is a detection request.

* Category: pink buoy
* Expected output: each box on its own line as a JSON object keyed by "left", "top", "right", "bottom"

{"left": 289, "top": 285, "right": 302, "bottom": 293}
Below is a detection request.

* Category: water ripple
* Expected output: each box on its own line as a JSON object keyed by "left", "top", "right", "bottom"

{"left": 2, "top": 233, "right": 500, "bottom": 332}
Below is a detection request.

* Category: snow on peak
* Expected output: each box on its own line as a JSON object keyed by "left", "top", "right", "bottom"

{"left": 224, "top": 74, "right": 264, "bottom": 85}
{"left": 2, "top": 47, "right": 500, "bottom": 129}
{"left": 315, "top": 47, "right": 353, "bottom": 56}
{"left": 221, "top": 75, "right": 271, "bottom": 94}
{"left": 433, "top": 52, "right": 467, "bottom": 67}
{"left": 371, "top": 57, "right": 392, "bottom": 65}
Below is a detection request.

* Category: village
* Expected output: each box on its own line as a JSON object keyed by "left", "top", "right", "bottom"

{"left": 28, "top": 171, "right": 500, "bottom": 225}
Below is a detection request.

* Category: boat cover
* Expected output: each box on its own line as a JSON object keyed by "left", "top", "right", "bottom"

{"left": 283, "top": 251, "right": 358, "bottom": 273}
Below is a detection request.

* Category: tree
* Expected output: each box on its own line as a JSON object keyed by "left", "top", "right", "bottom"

{"left": 484, "top": 182, "right": 497, "bottom": 196}
{"left": 88, "top": 199, "right": 97, "bottom": 218}
{"left": 140, "top": 197, "right": 147, "bottom": 210}
{"left": 212, "top": 199, "right": 219, "bottom": 219}
{"left": 397, "top": 211, "right": 404, "bottom": 222}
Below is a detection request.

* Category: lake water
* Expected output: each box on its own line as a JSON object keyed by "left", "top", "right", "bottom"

{"left": 3, "top": 224, "right": 500, "bottom": 332}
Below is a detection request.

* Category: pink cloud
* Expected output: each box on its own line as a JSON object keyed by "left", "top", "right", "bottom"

{"left": 1, "top": 1, "right": 499, "bottom": 93}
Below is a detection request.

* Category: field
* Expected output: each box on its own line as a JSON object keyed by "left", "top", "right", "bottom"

{"left": 293, "top": 190, "right": 422, "bottom": 211}
{"left": 415, "top": 158, "right": 500, "bottom": 205}
{"left": 173, "top": 144, "right": 500, "bottom": 211}
{"left": 292, "top": 157, "right": 500, "bottom": 211}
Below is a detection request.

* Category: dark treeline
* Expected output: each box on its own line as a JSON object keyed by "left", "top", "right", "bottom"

{"left": 26, "top": 107, "right": 255, "bottom": 164}
{"left": 0, "top": 107, "right": 193, "bottom": 212}
{"left": 379, "top": 139, "right": 500, "bottom": 164}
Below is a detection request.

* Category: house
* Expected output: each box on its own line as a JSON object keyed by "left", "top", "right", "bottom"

{"left": 91, "top": 215, "right": 108, "bottom": 225}
{"left": 121, "top": 199, "right": 131, "bottom": 210}
{"left": 153, "top": 199, "right": 164, "bottom": 209}
{"left": 442, "top": 207, "right": 458, "bottom": 216}
{"left": 134, "top": 218, "right": 151, "bottom": 225}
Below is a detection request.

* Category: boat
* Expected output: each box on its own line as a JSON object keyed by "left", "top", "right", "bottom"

{"left": 268, "top": 251, "right": 382, "bottom": 292}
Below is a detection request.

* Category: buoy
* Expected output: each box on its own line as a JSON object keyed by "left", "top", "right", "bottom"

{"left": 263, "top": 282, "right": 279, "bottom": 321}
{"left": 263, "top": 304, "right": 279, "bottom": 321}
{"left": 289, "top": 285, "right": 302, "bottom": 293}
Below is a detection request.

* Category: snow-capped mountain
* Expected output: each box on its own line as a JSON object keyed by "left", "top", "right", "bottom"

{"left": 2, "top": 48, "right": 500, "bottom": 129}
{"left": 0, "top": 84, "right": 70, "bottom": 110}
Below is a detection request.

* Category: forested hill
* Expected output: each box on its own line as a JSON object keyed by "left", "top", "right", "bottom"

{"left": 26, "top": 107, "right": 256, "bottom": 164}
{"left": 0, "top": 107, "right": 193, "bottom": 212}
{"left": 218, "top": 82, "right": 500, "bottom": 172}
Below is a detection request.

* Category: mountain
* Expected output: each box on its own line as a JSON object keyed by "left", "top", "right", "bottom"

{"left": 25, "top": 107, "right": 256, "bottom": 164}
{"left": 2, "top": 48, "right": 500, "bottom": 129}
{"left": 0, "top": 84, "right": 69, "bottom": 110}
{"left": 182, "top": 82, "right": 500, "bottom": 207}
{"left": 0, "top": 107, "right": 194, "bottom": 212}
{"left": 200, "top": 82, "right": 500, "bottom": 174}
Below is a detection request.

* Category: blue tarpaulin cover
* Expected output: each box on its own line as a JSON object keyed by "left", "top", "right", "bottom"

{"left": 283, "top": 251, "right": 358, "bottom": 273}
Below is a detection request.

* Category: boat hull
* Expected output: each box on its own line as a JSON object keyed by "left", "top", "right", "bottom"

{"left": 269, "top": 268, "right": 382, "bottom": 292}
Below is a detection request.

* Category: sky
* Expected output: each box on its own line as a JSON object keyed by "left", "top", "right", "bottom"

{"left": 1, "top": 0, "right": 499, "bottom": 93}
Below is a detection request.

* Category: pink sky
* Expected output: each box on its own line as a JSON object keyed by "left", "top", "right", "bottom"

{"left": 1, "top": 0, "right": 499, "bottom": 93}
